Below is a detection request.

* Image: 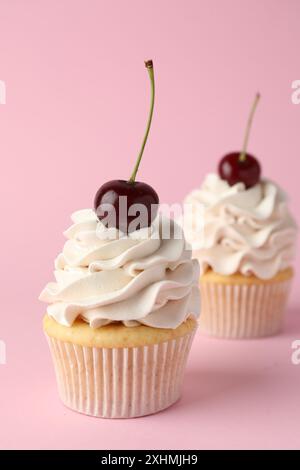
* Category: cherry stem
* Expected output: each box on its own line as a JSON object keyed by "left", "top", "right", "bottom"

{"left": 239, "top": 93, "right": 260, "bottom": 162}
{"left": 129, "top": 60, "right": 155, "bottom": 183}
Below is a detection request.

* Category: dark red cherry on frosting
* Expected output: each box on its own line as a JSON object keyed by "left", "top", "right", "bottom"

{"left": 94, "top": 180, "right": 159, "bottom": 233}
{"left": 218, "top": 152, "right": 261, "bottom": 189}
{"left": 94, "top": 60, "right": 158, "bottom": 233}
{"left": 218, "top": 93, "right": 261, "bottom": 189}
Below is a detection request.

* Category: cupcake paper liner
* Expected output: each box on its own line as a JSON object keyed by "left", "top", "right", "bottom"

{"left": 46, "top": 327, "right": 196, "bottom": 418}
{"left": 199, "top": 278, "right": 292, "bottom": 338}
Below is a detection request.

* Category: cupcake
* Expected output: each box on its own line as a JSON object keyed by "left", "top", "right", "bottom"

{"left": 39, "top": 60, "right": 200, "bottom": 418}
{"left": 184, "top": 94, "right": 297, "bottom": 339}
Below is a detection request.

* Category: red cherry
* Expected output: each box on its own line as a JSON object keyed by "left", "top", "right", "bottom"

{"left": 94, "top": 60, "right": 158, "bottom": 233}
{"left": 94, "top": 180, "right": 159, "bottom": 233}
{"left": 218, "top": 152, "right": 261, "bottom": 188}
{"left": 218, "top": 93, "right": 261, "bottom": 189}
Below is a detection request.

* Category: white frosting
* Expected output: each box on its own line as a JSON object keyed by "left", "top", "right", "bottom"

{"left": 184, "top": 173, "right": 297, "bottom": 279}
{"left": 39, "top": 210, "right": 200, "bottom": 329}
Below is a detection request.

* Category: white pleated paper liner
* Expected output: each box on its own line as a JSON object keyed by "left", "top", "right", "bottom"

{"left": 46, "top": 327, "right": 197, "bottom": 418}
{"left": 199, "top": 278, "right": 292, "bottom": 339}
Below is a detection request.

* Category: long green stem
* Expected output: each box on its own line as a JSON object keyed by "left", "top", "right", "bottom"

{"left": 239, "top": 93, "right": 260, "bottom": 162}
{"left": 129, "top": 60, "right": 155, "bottom": 183}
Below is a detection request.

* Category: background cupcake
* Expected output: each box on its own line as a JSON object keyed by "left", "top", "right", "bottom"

{"left": 184, "top": 94, "right": 297, "bottom": 339}
{"left": 185, "top": 173, "right": 297, "bottom": 338}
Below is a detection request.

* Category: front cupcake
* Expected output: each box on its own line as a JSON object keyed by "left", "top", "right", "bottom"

{"left": 184, "top": 94, "right": 297, "bottom": 339}
{"left": 39, "top": 61, "right": 200, "bottom": 418}
{"left": 40, "top": 211, "right": 199, "bottom": 418}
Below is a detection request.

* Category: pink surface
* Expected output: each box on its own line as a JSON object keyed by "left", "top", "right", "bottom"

{"left": 0, "top": 0, "right": 299, "bottom": 450}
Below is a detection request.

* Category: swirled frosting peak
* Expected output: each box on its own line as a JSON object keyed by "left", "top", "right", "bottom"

{"left": 39, "top": 210, "right": 200, "bottom": 329}
{"left": 184, "top": 173, "right": 297, "bottom": 279}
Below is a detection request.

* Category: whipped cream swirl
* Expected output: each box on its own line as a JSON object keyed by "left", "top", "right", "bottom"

{"left": 39, "top": 210, "right": 200, "bottom": 329}
{"left": 184, "top": 173, "right": 297, "bottom": 279}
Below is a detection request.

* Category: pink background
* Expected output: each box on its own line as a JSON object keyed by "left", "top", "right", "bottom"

{"left": 0, "top": 0, "right": 300, "bottom": 450}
